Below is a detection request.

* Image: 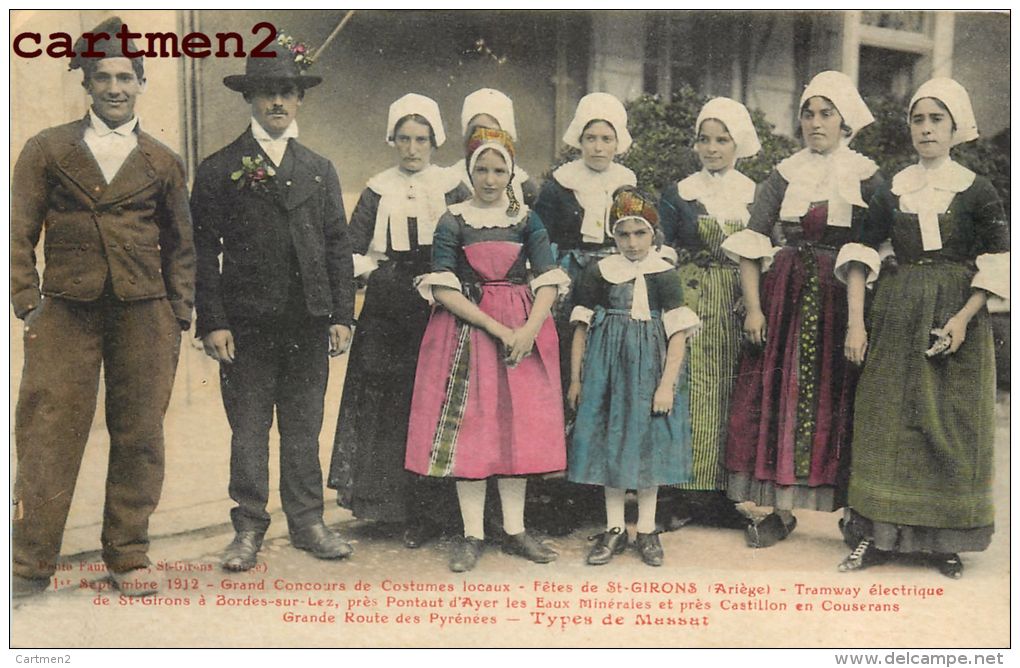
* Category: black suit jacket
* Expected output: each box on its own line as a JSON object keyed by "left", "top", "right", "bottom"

{"left": 10, "top": 116, "right": 195, "bottom": 325}
{"left": 191, "top": 130, "right": 354, "bottom": 337}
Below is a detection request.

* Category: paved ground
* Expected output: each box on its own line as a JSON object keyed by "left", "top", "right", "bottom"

{"left": 8, "top": 325, "right": 1012, "bottom": 649}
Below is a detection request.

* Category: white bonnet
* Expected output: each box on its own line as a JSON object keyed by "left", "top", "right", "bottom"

{"left": 387, "top": 93, "right": 446, "bottom": 147}
{"left": 800, "top": 71, "right": 874, "bottom": 139}
{"left": 909, "top": 78, "right": 979, "bottom": 146}
{"left": 461, "top": 88, "right": 517, "bottom": 141}
{"left": 563, "top": 92, "right": 633, "bottom": 153}
{"left": 696, "top": 97, "right": 761, "bottom": 160}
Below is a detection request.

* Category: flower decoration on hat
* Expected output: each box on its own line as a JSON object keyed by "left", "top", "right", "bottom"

{"left": 610, "top": 188, "right": 659, "bottom": 232}
{"left": 277, "top": 30, "right": 315, "bottom": 72}
{"left": 223, "top": 31, "right": 322, "bottom": 93}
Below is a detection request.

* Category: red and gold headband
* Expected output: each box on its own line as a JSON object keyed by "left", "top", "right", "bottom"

{"left": 465, "top": 126, "right": 515, "bottom": 164}
{"left": 610, "top": 189, "right": 659, "bottom": 231}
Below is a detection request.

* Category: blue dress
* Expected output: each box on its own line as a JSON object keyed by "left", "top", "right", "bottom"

{"left": 568, "top": 257, "right": 697, "bottom": 489}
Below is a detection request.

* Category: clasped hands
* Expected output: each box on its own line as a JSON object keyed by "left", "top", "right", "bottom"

{"left": 489, "top": 322, "right": 539, "bottom": 368}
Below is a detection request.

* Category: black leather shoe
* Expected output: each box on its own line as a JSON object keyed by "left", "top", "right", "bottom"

{"left": 635, "top": 532, "right": 664, "bottom": 567}
{"left": 745, "top": 512, "right": 796, "bottom": 548}
{"left": 291, "top": 522, "right": 353, "bottom": 560}
{"left": 403, "top": 521, "right": 440, "bottom": 549}
{"left": 12, "top": 574, "right": 51, "bottom": 599}
{"left": 449, "top": 536, "right": 484, "bottom": 573}
{"left": 586, "top": 527, "right": 628, "bottom": 565}
{"left": 838, "top": 538, "right": 890, "bottom": 573}
{"left": 222, "top": 531, "right": 264, "bottom": 572}
{"left": 503, "top": 531, "right": 558, "bottom": 563}
{"left": 932, "top": 553, "right": 964, "bottom": 579}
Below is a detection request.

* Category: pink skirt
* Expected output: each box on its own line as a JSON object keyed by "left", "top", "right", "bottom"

{"left": 405, "top": 242, "right": 566, "bottom": 479}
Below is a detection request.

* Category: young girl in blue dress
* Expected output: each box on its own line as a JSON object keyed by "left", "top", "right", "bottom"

{"left": 567, "top": 189, "right": 701, "bottom": 566}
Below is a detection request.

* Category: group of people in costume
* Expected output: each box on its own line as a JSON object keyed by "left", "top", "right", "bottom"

{"left": 328, "top": 72, "right": 1007, "bottom": 577}
{"left": 11, "top": 15, "right": 1004, "bottom": 599}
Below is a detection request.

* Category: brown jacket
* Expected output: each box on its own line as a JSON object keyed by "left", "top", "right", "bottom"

{"left": 10, "top": 116, "right": 195, "bottom": 326}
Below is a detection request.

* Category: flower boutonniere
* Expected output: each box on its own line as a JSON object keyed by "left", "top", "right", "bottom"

{"left": 231, "top": 155, "right": 276, "bottom": 193}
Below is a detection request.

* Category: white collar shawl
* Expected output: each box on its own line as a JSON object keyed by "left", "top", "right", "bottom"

{"left": 891, "top": 160, "right": 976, "bottom": 251}
{"left": 597, "top": 251, "right": 674, "bottom": 321}
{"left": 449, "top": 199, "right": 530, "bottom": 229}
{"left": 892, "top": 159, "right": 975, "bottom": 197}
{"left": 366, "top": 165, "right": 462, "bottom": 253}
{"left": 776, "top": 147, "right": 878, "bottom": 228}
{"left": 553, "top": 159, "right": 636, "bottom": 244}
{"left": 677, "top": 168, "right": 756, "bottom": 228}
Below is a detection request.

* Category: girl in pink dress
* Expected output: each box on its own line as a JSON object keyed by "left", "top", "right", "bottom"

{"left": 405, "top": 127, "right": 570, "bottom": 572}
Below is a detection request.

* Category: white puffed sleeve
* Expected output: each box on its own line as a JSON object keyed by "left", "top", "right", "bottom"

{"left": 972, "top": 252, "right": 1010, "bottom": 300}
{"left": 663, "top": 306, "right": 702, "bottom": 339}
{"left": 414, "top": 271, "right": 463, "bottom": 304}
{"left": 569, "top": 305, "right": 594, "bottom": 326}
{"left": 529, "top": 267, "right": 571, "bottom": 297}
{"left": 720, "top": 228, "right": 779, "bottom": 272}
{"left": 833, "top": 243, "right": 881, "bottom": 288}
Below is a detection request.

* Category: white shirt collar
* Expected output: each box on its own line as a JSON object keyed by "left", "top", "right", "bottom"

{"left": 89, "top": 108, "right": 139, "bottom": 137}
{"left": 251, "top": 117, "right": 299, "bottom": 143}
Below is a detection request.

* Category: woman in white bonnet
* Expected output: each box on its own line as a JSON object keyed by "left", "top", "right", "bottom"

{"left": 836, "top": 78, "right": 1008, "bottom": 578}
{"left": 328, "top": 93, "right": 470, "bottom": 549}
{"left": 657, "top": 97, "right": 762, "bottom": 530}
{"left": 720, "top": 71, "right": 888, "bottom": 548}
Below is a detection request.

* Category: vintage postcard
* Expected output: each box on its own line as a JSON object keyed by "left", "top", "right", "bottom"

{"left": 8, "top": 8, "right": 1011, "bottom": 654}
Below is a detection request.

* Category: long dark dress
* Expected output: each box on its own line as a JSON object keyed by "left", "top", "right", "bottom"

{"left": 659, "top": 176, "right": 753, "bottom": 491}
{"left": 722, "top": 163, "right": 887, "bottom": 512}
{"left": 328, "top": 180, "right": 469, "bottom": 523}
{"left": 841, "top": 167, "right": 1007, "bottom": 553}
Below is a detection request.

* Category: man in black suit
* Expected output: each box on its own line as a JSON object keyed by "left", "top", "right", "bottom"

{"left": 191, "top": 37, "right": 355, "bottom": 571}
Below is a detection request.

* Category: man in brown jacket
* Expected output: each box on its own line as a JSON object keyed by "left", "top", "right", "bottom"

{"left": 10, "top": 17, "right": 195, "bottom": 598}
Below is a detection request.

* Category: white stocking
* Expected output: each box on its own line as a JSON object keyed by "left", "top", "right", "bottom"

{"left": 497, "top": 478, "right": 527, "bottom": 536}
{"left": 456, "top": 480, "right": 487, "bottom": 539}
{"left": 605, "top": 487, "right": 626, "bottom": 531}
{"left": 636, "top": 486, "right": 659, "bottom": 534}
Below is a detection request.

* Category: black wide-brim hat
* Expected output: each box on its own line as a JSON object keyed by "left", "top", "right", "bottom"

{"left": 223, "top": 41, "right": 322, "bottom": 93}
